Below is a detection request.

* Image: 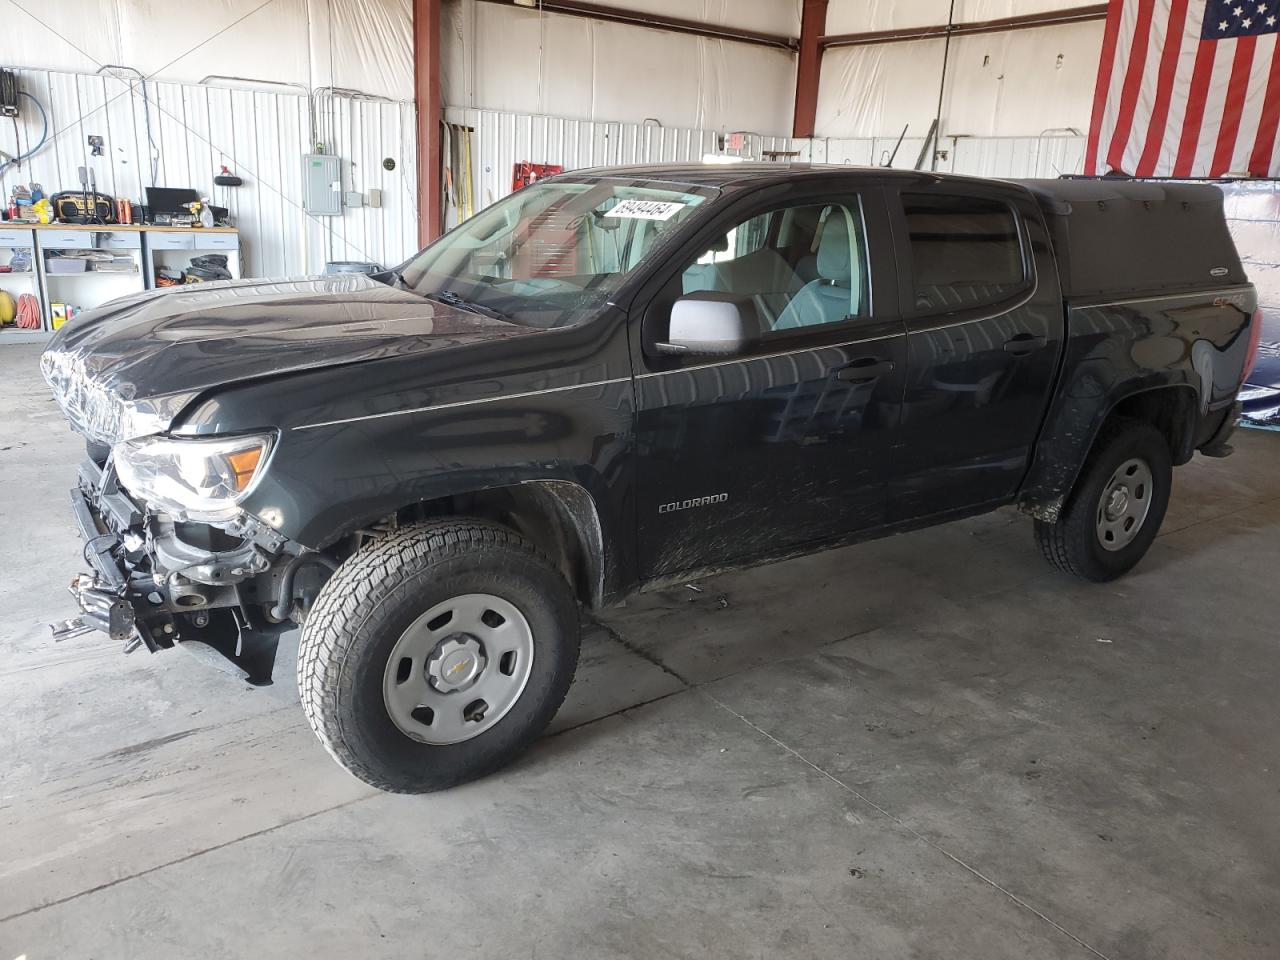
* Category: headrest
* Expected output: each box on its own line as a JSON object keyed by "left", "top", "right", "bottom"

{"left": 707, "top": 234, "right": 729, "bottom": 254}
{"left": 816, "top": 214, "right": 852, "bottom": 284}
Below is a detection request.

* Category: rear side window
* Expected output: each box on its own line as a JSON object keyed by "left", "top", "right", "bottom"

{"left": 903, "top": 194, "right": 1026, "bottom": 315}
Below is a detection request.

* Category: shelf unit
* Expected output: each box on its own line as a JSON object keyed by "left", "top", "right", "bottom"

{"left": 144, "top": 229, "right": 241, "bottom": 287}
{"left": 0, "top": 224, "right": 241, "bottom": 348}
{"left": 0, "top": 227, "right": 45, "bottom": 344}
{"left": 37, "top": 228, "right": 145, "bottom": 337}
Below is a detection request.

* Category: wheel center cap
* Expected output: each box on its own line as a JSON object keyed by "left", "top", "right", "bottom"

{"left": 1106, "top": 487, "right": 1129, "bottom": 520}
{"left": 427, "top": 636, "right": 486, "bottom": 692}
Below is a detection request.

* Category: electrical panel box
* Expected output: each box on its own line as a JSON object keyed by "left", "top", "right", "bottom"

{"left": 303, "top": 154, "right": 342, "bottom": 216}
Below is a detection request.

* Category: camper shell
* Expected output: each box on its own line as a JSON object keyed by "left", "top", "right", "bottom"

{"left": 1018, "top": 178, "right": 1248, "bottom": 300}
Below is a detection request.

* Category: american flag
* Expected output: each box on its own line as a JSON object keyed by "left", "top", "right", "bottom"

{"left": 1086, "top": 0, "right": 1280, "bottom": 178}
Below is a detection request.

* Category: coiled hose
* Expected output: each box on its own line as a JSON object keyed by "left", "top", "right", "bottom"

{"left": 0, "top": 89, "right": 49, "bottom": 176}
{"left": 14, "top": 293, "right": 40, "bottom": 329}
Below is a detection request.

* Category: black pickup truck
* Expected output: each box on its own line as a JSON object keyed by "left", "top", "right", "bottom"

{"left": 42, "top": 165, "right": 1260, "bottom": 792}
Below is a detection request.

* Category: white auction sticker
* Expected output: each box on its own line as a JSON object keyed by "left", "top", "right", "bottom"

{"left": 604, "top": 198, "right": 686, "bottom": 221}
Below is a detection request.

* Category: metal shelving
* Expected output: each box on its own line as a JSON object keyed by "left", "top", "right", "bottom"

{"left": 0, "top": 226, "right": 45, "bottom": 344}
{"left": 0, "top": 225, "right": 241, "bottom": 346}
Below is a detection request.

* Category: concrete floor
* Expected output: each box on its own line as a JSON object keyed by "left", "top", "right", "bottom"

{"left": 1, "top": 341, "right": 1278, "bottom": 959}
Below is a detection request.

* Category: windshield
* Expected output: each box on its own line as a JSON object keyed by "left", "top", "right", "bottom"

{"left": 399, "top": 179, "right": 717, "bottom": 328}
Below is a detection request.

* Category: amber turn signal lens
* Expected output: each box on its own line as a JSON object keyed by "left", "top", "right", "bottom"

{"left": 226, "top": 446, "right": 264, "bottom": 492}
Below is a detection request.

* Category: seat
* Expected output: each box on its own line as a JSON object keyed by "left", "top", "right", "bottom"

{"left": 773, "top": 213, "right": 858, "bottom": 331}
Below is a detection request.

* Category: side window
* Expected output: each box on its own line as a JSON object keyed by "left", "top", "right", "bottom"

{"left": 679, "top": 200, "right": 869, "bottom": 334}
{"left": 902, "top": 193, "right": 1026, "bottom": 315}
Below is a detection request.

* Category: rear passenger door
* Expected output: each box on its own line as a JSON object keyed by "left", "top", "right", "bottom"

{"left": 887, "top": 184, "right": 1064, "bottom": 520}
{"left": 631, "top": 187, "right": 906, "bottom": 579}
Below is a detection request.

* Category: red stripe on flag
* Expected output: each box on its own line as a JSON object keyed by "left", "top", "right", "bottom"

{"left": 1174, "top": 39, "right": 1218, "bottom": 176}
{"left": 1248, "top": 39, "right": 1280, "bottom": 176}
{"left": 1085, "top": 0, "right": 1126, "bottom": 176}
{"left": 1211, "top": 35, "right": 1257, "bottom": 176}
{"left": 1134, "top": 0, "right": 1190, "bottom": 177}
{"left": 1105, "top": 0, "right": 1157, "bottom": 174}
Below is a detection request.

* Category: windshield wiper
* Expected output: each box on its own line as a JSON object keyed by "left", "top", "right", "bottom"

{"left": 424, "top": 289, "right": 510, "bottom": 322}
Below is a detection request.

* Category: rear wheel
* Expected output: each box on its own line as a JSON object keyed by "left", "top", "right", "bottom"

{"left": 1034, "top": 418, "right": 1172, "bottom": 582}
{"left": 298, "top": 518, "right": 580, "bottom": 793}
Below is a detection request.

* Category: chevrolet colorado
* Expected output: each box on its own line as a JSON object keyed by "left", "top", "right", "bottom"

{"left": 42, "top": 165, "right": 1260, "bottom": 792}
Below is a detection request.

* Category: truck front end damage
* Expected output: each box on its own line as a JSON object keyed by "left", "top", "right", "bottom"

{"left": 43, "top": 350, "right": 333, "bottom": 683}
{"left": 55, "top": 456, "right": 328, "bottom": 683}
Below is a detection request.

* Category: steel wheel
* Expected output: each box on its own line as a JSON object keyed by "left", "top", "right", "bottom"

{"left": 1095, "top": 456, "right": 1154, "bottom": 552}
{"left": 382, "top": 592, "right": 535, "bottom": 745}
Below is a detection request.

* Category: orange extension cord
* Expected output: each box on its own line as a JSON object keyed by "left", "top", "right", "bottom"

{"left": 14, "top": 293, "right": 40, "bottom": 329}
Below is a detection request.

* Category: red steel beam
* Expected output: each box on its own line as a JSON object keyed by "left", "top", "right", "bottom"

{"left": 414, "top": 0, "right": 443, "bottom": 246}
{"left": 820, "top": 4, "right": 1108, "bottom": 49}
{"left": 475, "top": 0, "right": 797, "bottom": 51}
{"left": 792, "top": 0, "right": 828, "bottom": 138}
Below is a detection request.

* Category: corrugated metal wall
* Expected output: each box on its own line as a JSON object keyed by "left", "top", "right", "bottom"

{"left": 3, "top": 70, "right": 1091, "bottom": 282}
{"left": 1, "top": 69, "right": 419, "bottom": 277}
{"left": 949, "top": 136, "right": 1087, "bottom": 179}
{"left": 444, "top": 115, "right": 1088, "bottom": 223}
{"left": 443, "top": 106, "right": 799, "bottom": 226}
{"left": 800, "top": 135, "right": 1088, "bottom": 178}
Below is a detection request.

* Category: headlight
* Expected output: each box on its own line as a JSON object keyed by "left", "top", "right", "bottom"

{"left": 114, "top": 433, "right": 273, "bottom": 523}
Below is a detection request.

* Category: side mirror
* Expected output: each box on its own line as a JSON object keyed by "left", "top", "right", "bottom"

{"left": 655, "top": 294, "right": 758, "bottom": 357}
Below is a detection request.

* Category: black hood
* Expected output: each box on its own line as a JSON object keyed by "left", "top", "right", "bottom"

{"left": 46, "top": 273, "right": 540, "bottom": 399}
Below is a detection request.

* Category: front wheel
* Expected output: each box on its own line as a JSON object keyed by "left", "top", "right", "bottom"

{"left": 1034, "top": 418, "right": 1172, "bottom": 582}
{"left": 298, "top": 519, "right": 580, "bottom": 793}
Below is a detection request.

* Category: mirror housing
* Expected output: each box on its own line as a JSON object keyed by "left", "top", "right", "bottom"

{"left": 656, "top": 293, "right": 759, "bottom": 357}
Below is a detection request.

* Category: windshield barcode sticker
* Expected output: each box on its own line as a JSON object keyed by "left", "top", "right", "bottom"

{"left": 604, "top": 199, "right": 686, "bottom": 221}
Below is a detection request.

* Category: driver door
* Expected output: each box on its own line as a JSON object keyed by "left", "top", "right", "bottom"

{"left": 631, "top": 188, "right": 906, "bottom": 580}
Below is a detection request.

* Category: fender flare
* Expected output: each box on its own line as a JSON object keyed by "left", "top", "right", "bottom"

{"left": 1018, "top": 378, "right": 1199, "bottom": 522}
{"left": 299, "top": 474, "right": 617, "bottom": 609}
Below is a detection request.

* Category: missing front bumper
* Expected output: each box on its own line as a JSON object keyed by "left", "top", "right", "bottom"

{"left": 54, "top": 462, "right": 299, "bottom": 683}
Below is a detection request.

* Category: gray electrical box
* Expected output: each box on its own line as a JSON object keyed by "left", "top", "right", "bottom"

{"left": 303, "top": 154, "right": 342, "bottom": 215}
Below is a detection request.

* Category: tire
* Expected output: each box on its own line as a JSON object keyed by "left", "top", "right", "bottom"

{"left": 1034, "top": 417, "right": 1172, "bottom": 582}
{"left": 298, "top": 518, "right": 580, "bottom": 793}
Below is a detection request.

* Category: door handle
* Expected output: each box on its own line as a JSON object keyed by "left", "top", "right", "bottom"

{"left": 835, "top": 356, "right": 895, "bottom": 383}
{"left": 1004, "top": 333, "right": 1047, "bottom": 356}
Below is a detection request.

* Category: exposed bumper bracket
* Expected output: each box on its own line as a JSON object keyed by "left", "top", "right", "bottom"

{"left": 51, "top": 573, "right": 143, "bottom": 651}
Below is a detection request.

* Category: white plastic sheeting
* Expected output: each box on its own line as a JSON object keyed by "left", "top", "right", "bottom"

{"left": 0, "top": 69, "right": 420, "bottom": 276}
{"left": 826, "top": 0, "right": 1100, "bottom": 33}
{"left": 0, "top": 0, "right": 413, "bottom": 101}
{"left": 1216, "top": 182, "right": 1280, "bottom": 424}
{"left": 442, "top": 105, "right": 797, "bottom": 226}
{"left": 441, "top": 0, "right": 797, "bottom": 134}
{"left": 817, "top": 4, "right": 1104, "bottom": 139}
